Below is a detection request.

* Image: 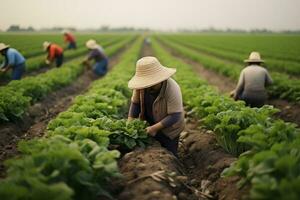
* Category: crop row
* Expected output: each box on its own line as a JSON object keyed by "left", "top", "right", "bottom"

{"left": 0, "top": 34, "right": 120, "bottom": 58}
{"left": 151, "top": 38, "right": 300, "bottom": 200}
{"left": 0, "top": 36, "right": 134, "bottom": 122}
{"left": 157, "top": 36, "right": 300, "bottom": 102}
{"left": 163, "top": 34, "right": 300, "bottom": 63}
{"left": 165, "top": 35, "right": 300, "bottom": 76}
{"left": 0, "top": 35, "right": 130, "bottom": 81}
{"left": 0, "top": 37, "right": 151, "bottom": 200}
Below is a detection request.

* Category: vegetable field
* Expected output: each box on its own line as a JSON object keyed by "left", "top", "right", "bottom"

{"left": 0, "top": 33, "right": 299, "bottom": 200}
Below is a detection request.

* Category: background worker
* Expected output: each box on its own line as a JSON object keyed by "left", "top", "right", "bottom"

{"left": 83, "top": 39, "right": 108, "bottom": 76}
{"left": 62, "top": 30, "right": 77, "bottom": 50}
{"left": 43, "top": 41, "right": 64, "bottom": 67}
{"left": 231, "top": 51, "right": 273, "bottom": 107}
{"left": 0, "top": 43, "right": 26, "bottom": 80}
{"left": 128, "top": 56, "right": 185, "bottom": 157}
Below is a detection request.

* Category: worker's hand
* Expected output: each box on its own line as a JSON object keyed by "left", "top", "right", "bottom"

{"left": 146, "top": 122, "right": 164, "bottom": 137}
{"left": 146, "top": 125, "right": 158, "bottom": 137}
{"left": 45, "top": 59, "right": 50, "bottom": 65}
{"left": 229, "top": 90, "right": 235, "bottom": 98}
{"left": 131, "top": 89, "right": 141, "bottom": 103}
{"left": 127, "top": 116, "right": 135, "bottom": 122}
{"left": 0, "top": 67, "right": 9, "bottom": 73}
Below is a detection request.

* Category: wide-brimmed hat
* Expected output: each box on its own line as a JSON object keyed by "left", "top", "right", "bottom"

{"left": 244, "top": 52, "right": 264, "bottom": 63}
{"left": 0, "top": 43, "right": 10, "bottom": 51}
{"left": 43, "top": 41, "right": 51, "bottom": 51}
{"left": 62, "top": 30, "right": 69, "bottom": 34}
{"left": 128, "top": 56, "right": 176, "bottom": 89}
{"left": 86, "top": 39, "right": 98, "bottom": 49}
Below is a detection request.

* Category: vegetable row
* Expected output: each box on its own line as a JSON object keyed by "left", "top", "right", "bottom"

{"left": 0, "top": 37, "right": 151, "bottom": 200}
{"left": 0, "top": 35, "right": 135, "bottom": 122}
{"left": 157, "top": 36, "right": 300, "bottom": 102}
{"left": 152, "top": 38, "right": 300, "bottom": 200}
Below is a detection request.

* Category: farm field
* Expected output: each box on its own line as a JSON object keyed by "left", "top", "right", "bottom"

{"left": 0, "top": 33, "right": 300, "bottom": 200}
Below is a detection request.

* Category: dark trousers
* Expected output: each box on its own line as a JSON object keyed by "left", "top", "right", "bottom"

{"left": 154, "top": 132, "right": 179, "bottom": 157}
{"left": 240, "top": 91, "right": 267, "bottom": 108}
{"left": 12, "top": 63, "right": 26, "bottom": 80}
{"left": 56, "top": 54, "right": 64, "bottom": 67}
{"left": 68, "top": 42, "right": 77, "bottom": 49}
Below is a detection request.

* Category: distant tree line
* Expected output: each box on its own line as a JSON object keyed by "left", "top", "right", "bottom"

{"left": 2, "top": 25, "right": 300, "bottom": 34}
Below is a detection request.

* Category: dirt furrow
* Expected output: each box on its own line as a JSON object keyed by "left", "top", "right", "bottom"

{"left": 159, "top": 41, "right": 300, "bottom": 126}
{"left": 0, "top": 41, "right": 132, "bottom": 177}
{"left": 118, "top": 40, "right": 248, "bottom": 200}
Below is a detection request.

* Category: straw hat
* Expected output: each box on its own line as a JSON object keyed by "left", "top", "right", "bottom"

{"left": 43, "top": 41, "right": 51, "bottom": 51}
{"left": 62, "top": 30, "right": 69, "bottom": 34}
{"left": 244, "top": 51, "right": 264, "bottom": 63}
{"left": 86, "top": 39, "right": 98, "bottom": 49}
{"left": 0, "top": 43, "right": 10, "bottom": 51}
{"left": 128, "top": 56, "right": 176, "bottom": 89}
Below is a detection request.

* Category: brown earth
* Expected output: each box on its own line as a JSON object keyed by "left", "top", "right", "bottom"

{"left": 116, "top": 40, "right": 248, "bottom": 200}
{"left": 0, "top": 41, "right": 132, "bottom": 178}
{"left": 159, "top": 41, "right": 300, "bottom": 127}
{"left": 179, "top": 118, "right": 249, "bottom": 200}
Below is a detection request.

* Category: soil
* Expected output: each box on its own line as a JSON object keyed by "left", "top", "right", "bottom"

{"left": 179, "top": 118, "right": 249, "bottom": 200}
{"left": 159, "top": 41, "right": 300, "bottom": 127}
{"left": 116, "top": 41, "right": 248, "bottom": 200}
{"left": 0, "top": 41, "right": 132, "bottom": 178}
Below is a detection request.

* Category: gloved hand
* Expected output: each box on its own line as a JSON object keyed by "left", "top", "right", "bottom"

{"left": 45, "top": 59, "right": 50, "bottom": 65}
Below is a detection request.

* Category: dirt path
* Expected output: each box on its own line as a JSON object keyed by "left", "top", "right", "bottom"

{"left": 117, "top": 41, "right": 248, "bottom": 200}
{"left": 159, "top": 41, "right": 300, "bottom": 126}
{"left": 179, "top": 118, "right": 249, "bottom": 200}
{"left": 0, "top": 42, "right": 132, "bottom": 178}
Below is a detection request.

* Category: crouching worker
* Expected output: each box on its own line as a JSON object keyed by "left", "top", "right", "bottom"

{"left": 0, "top": 43, "right": 26, "bottom": 80}
{"left": 231, "top": 52, "right": 273, "bottom": 107}
{"left": 82, "top": 39, "right": 108, "bottom": 76}
{"left": 62, "top": 30, "right": 77, "bottom": 50}
{"left": 128, "top": 57, "right": 185, "bottom": 157}
{"left": 43, "top": 41, "right": 64, "bottom": 67}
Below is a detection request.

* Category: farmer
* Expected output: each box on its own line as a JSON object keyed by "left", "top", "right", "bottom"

{"left": 43, "top": 41, "right": 64, "bottom": 67}
{"left": 82, "top": 39, "right": 108, "bottom": 76}
{"left": 0, "top": 43, "right": 26, "bottom": 80}
{"left": 231, "top": 52, "right": 273, "bottom": 107}
{"left": 62, "top": 30, "right": 77, "bottom": 50}
{"left": 128, "top": 56, "right": 185, "bottom": 157}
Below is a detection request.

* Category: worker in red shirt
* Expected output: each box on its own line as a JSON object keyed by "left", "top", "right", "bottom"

{"left": 62, "top": 30, "right": 77, "bottom": 50}
{"left": 43, "top": 41, "right": 64, "bottom": 67}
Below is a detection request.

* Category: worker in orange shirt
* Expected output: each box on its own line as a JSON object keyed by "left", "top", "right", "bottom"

{"left": 62, "top": 30, "right": 77, "bottom": 50}
{"left": 43, "top": 41, "right": 64, "bottom": 67}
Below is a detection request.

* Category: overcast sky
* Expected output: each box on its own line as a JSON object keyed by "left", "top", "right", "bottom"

{"left": 1, "top": 0, "right": 300, "bottom": 31}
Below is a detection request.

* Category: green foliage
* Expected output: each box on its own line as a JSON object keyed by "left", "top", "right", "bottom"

{"left": 158, "top": 35, "right": 300, "bottom": 102}
{"left": 0, "top": 37, "right": 144, "bottom": 200}
{"left": 152, "top": 38, "right": 300, "bottom": 199}
{"left": 0, "top": 35, "right": 134, "bottom": 122}
{"left": 0, "top": 135, "right": 120, "bottom": 200}
{"left": 93, "top": 117, "right": 150, "bottom": 149}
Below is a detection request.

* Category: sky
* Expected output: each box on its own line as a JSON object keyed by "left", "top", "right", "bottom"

{"left": 0, "top": 0, "right": 300, "bottom": 31}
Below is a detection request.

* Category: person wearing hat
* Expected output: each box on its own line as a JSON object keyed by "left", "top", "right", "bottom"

{"left": 62, "top": 30, "right": 77, "bottom": 50}
{"left": 128, "top": 56, "right": 185, "bottom": 157}
{"left": 82, "top": 39, "right": 108, "bottom": 76}
{"left": 230, "top": 52, "right": 273, "bottom": 107}
{"left": 43, "top": 41, "right": 64, "bottom": 67}
{"left": 0, "top": 43, "right": 26, "bottom": 80}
